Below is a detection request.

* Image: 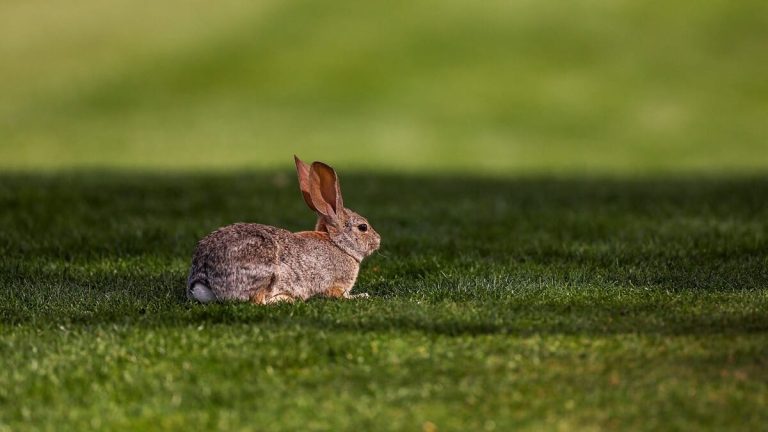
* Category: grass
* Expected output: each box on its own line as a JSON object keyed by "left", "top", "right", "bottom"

{"left": 1, "top": 172, "right": 767, "bottom": 431}
{"left": 2, "top": 0, "right": 767, "bottom": 429}
{"left": 1, "top": 0, "right": 767, "bottom": 173}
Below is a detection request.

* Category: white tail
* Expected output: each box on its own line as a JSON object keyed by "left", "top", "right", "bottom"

{"left": 189, "top": 283, "right": 217, "bottom": 303}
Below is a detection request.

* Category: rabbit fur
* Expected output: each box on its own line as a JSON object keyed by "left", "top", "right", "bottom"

{"left": 187, "top": 156, "right": 380, "bottom": 304}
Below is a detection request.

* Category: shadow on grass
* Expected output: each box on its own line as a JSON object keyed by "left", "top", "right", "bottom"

{"left": 2, "top": 268, "right": 767, "bottom": 336}
{"left": 4, "top": 299, "right": 768, "bottom": 336}
{"left": 174, "top": 297, "right": 768, "bottom": 337}
{"left": 1, "top": 171, "right": 767, "bottom": 333}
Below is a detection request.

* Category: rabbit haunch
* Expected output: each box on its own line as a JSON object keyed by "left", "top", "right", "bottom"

{"left": 187, "top": 157, "right": 380, "bottom": 304}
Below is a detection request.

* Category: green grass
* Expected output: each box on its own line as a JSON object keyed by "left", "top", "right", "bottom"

{"left": 2, "top": 0, "right": 767, "bottom": 429}
{"left": 1, "top": 0, "right": 767, "bottom": 173}
{"left": 1, "top": 172, "right": 767, "bottom": 431}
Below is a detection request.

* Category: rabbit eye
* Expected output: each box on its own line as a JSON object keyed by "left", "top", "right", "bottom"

{"left": 357, "top": 224, "right": 368, "bottom": 232}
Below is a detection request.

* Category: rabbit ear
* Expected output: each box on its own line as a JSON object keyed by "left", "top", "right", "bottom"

{"left": 309, "top": 161, "right": 344, "bottom": 221}
{"left": 294, "top": 155, "right": 317, "bottom": 212}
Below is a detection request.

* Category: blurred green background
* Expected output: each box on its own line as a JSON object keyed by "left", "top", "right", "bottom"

{"left": 1, "top": 0, "right": 767, "bottom": 173}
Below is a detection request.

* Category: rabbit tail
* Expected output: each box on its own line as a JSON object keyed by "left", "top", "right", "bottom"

{"left": 188, "top": 266, "right": 217, "bottom": 303}
{"left": 189, "top": 282, "right": 216, "bottom": 303}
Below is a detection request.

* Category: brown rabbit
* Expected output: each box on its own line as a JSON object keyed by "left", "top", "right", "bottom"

{"left": 187, "top": 156, "right": 381, "bottom": 304}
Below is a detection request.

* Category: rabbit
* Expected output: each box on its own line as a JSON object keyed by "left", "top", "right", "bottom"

{"left": 187, "top": 156, "right": 381, "bottom": 304}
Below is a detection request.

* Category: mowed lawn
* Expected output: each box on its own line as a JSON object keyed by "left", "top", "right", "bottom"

{"left": 1, "top": 172, "right": 766, "bottom": 431}
{"left": 1, "top": 0, "right": 767, "bottom": 173}
{"left": 2, "top": 0, "right": 768, "bottom": 430}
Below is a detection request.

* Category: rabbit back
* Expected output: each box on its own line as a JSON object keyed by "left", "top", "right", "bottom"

{"left": 188, "top": 223, "right": 286, "bottom": 302}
